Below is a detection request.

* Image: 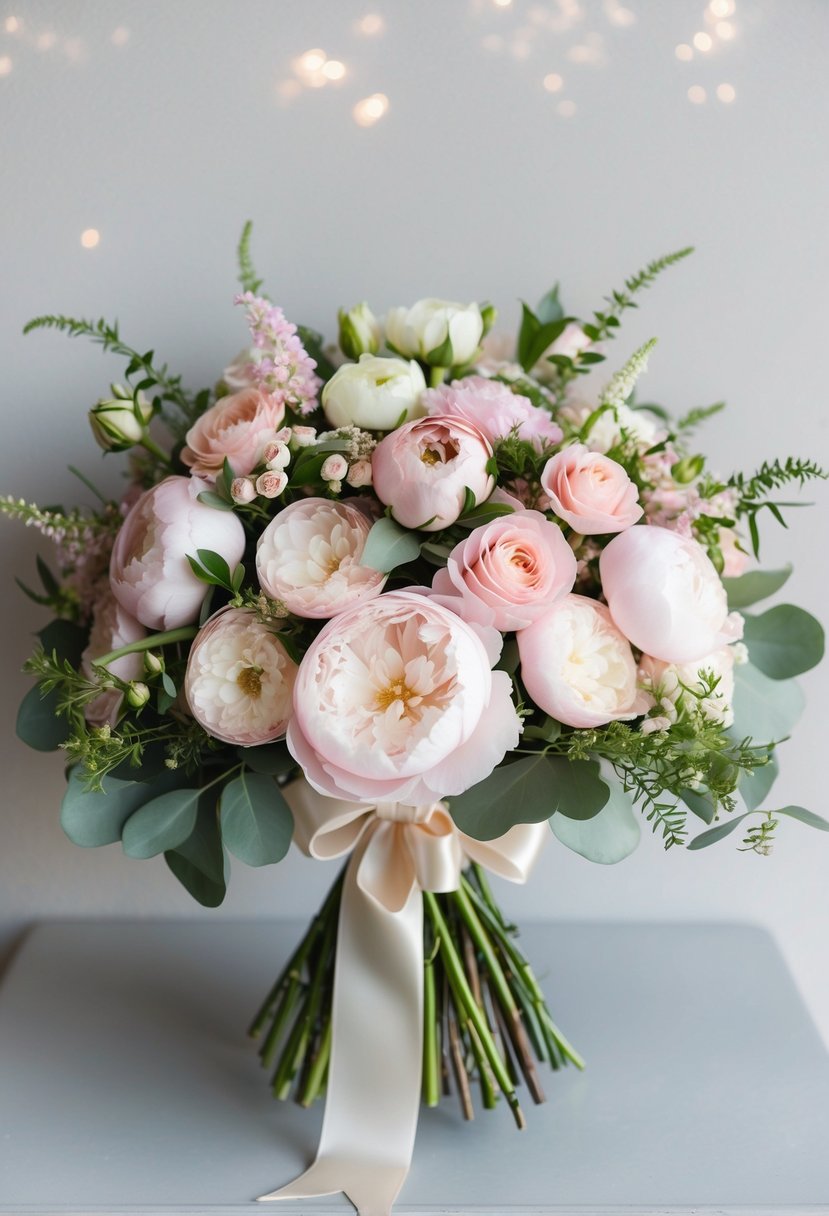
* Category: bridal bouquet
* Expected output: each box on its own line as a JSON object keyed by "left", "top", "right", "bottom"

{"left": 5, "top": 227, "right": 825, "bottom": 1215}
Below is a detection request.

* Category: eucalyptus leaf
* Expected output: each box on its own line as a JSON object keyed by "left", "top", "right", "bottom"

{"left": 680, "top": 787, "right": 717, "bottom": 825}
{"left": 38, "top": 619, "right": 88, "bottom": 666}
{"left": 237, "top": 742, "right": 297, "bottom": 776}
{"left": 739, "top": 752, "right": 779, "bottom": 812}
{"left": 722, "top": 565, "right": 792, "bottom": 610}
{"left": 197, "top": 490, "right": 235, "bottom": 512}
{"left": 16, "top": 685, "right": 68, "bottom": 752}
{"left": 219, "top": 772, "right": 293, "bottom": 866}
{"left": 546, "top": 757, "right": 611, "bottom": 820}
{"left": 122, "top": 788, "right": 201, "bottom": 859}
{"left": 360, "top": 516, "right": 422, "bottom": 573}
{"left": 730, "top": 662, "right": 804, "bottom": 745}
{"left": 550, "top": 771, "right": 641, "bottom": 864}
{"left": 687, "top": 813, "right": 750, "bottom": 851}
{"left": 61, "top": 770, "right": 169, "bottom": 848}
{"left": 742, "top": 605, "right": 824, "bottom": 679}
{"left": 165, "top": 802, "right": 228, "bottom": 907}
{"left": 775, "top": 805, "right": 829, "bottom": 832}
{"left": 535, "top": 284, "right": 564, "bottom": 325}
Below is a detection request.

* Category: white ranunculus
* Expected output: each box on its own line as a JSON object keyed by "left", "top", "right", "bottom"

{"left": 321, "top": 354, "right": 427, "bottom": 430}
{"left": 385, "top": 298, "right": 484, "bottom": 367}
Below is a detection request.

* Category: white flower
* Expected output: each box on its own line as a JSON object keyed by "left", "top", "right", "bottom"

{"left": 639, "top": 643, "right": 741, "bottom": 728}
{"left": 385, "top": 298, "right": 484, "bottom": 367}
{"left": 89, "top": 385, "right": 152, "bottom": 452}
{"left": 184, "top": 608, "right": 297, "bottom": 747}
{"left": 338, "top": 302, "right": 382, "bottom": 359}
{"left": 321, "top": 453, "right": 348, "bottom": 482}
{"left": 322, "top": 355, "right": 427, "bottom": 431}
{"left": 256, "top": 497, "right": 386, "bottom": 619}
{"left": 560, "top": 399, "right": 662, "bottom": 454}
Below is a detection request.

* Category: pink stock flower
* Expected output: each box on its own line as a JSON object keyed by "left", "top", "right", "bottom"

{"left": 372, "top": 414, "right": 495, "bottom": 532}
{"left": 431, "top": 509, "right": 577, "bottom": 631}
{"left": 256, "top": 498, "right": 386, "bottom": 619}
{"left": 110, "top": 476, "right": 246, "bottom": 630}
{"left": 235, "top": 293, "right": 321, "bottom": 415}
{"left": 518, "top": 594, "right": 647, "bottom": 728}
{"left": 422, "top": 376, "right": 563, "bottom": 449}
{"left": 541, "top": 443, "right": 643, "bottom": 534}
{"left": 81, "top": 587, "right": 146, "bottom": 728}
{"left": 181, "top": 388, "right": 286, "bottom": 480}
{"left": 599, "top": 525, "right": 743, "bottom": 663}
{"left": 184, "top": 608, "right": 297, "bottom": 746}
{"left": 287, "top": 591, "right": 522, "bottom": 805}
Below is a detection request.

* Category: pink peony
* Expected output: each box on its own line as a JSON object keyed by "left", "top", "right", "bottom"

{"left": 287, "top": 591, "right": 522, "bottom": 805}
{"left": 110, "top": 476, "right": 246, "bottom": 630}
{"left": 431, "top": 509, "right": 577, "bottom": 631}
{"left": 599, "top": 525, "right": 743, "bottom": 663}
{"left": 81, "top": 587, "right": 146, "bottom": 727}
{"left": 256, "top": 498, "right": 386, "bottom": 619}
{"left": 184, "top": 608, "right": 297, "bottom": 746}
{"left": 518, "top": 594, "right": 648, "bottom": 728}
{"left": 181, "top": 388, "right": 286, "bottom": 480}
{"left": 423, "top": 376, "right": 563, "bottom": 449}
{"left": 541, "top": 443, "right": 643, "bottom": 534}
{"left": 372, "top": 414, "right": 495, "bottom": 532}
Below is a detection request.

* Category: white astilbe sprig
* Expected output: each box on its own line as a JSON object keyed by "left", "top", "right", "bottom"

{"left": 599, "top": 337, "right": 657, "bottom": 410}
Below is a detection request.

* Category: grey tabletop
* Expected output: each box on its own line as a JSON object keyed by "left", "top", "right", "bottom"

{"left": 0, "top": 919, "right": 827, "bottom": 1214}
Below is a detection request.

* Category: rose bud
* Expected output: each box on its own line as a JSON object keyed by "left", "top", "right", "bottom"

{"left": 125, "top": 681, "right": 151, "bottom": 710}
{"left": 322, "top": 354, "right": 427, "bottom": 431}
{"left": 255, "top": 470, "right": 288, "bottom": 499}
{"left": 338, "top": 302, "right": 381, "bottom": 360}
{"left": 346, "top": 459, "right": 373, "bottom": 488}
{"left": 230, "top": 477, "right": 257, "bottom": 504}
{"left": 89, "top": 384, "right": 153, "bottom": 452}
{"left": 321, "top": 453, "right": 348, "bottom": 483}
{"left": 385, "top": 298, "right": 483, "bottom": 367}
{"left": 263, "top": 440, "right": 291, "bottom": 470}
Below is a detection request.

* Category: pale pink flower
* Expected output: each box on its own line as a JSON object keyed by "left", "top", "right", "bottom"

{"left": 255, "top": 470, "right": 288, "bottom": 499}
{"left": 560, "top": 399, "right": 663, "bottom": 454}
{"left": 518, "top": 594, "right": 648, "bottom": 728}
{"left": 221, "top": 349, "right": 257, "bottom": 392}
{"left": 184, "top": 608, "right": 297, "bottom": 746}
{"left": 719, "top": 528, "right": 749, "bottom": 578}
{"left": 599, "top": 525, "right": 743, "bottom": 663}
{"left": 81, "top": 587, "right": 146, "bottom": 727}
{"left": 541, "top": 443, "right": 643, "bottom": 534}
{"left": 423, "top": 376, "right": 562, "bottom": 449}
{"left": 291, "top": 425, "right": 317, "bottom": 447}
{"left": 639, "top": 642, "right": 742, "bottom": 728}
{"left": 263, "top": 440, "right": 291, "bottom": 470}
{"left": 235, "top": 293, "right": 321, "bottom": 416}
{"left": 231, "top": 477, "right": 256, "bottom": 505}
{"left": 256, "top": 498, "right": 386, "bottom": 619}
{"left": 431, "top": 510, "right": 577, "bottom": 631}
{"left": 181, "top": 388, "right": 286, "bottom": 480}
{"left": 110, "top": 476, "right": 245, "bottom": 630}
{"left": 287, "top": 591, "right": 522, "bottom": 804}
{"left": 321, "top": 453, "right": 348, "bottom": 482}
{"left": 347, "top": 459, "right": 373, "bottom": 488}
{"left": 372, "top": 415, "right": 495, "bottom": 532}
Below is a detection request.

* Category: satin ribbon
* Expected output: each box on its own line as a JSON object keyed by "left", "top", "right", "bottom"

{"left": 258, "top": 778, "right": 547, "bottom": 1216}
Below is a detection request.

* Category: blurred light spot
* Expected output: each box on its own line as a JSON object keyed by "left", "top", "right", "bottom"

{"left": 353, "top": 93, "right": 389, "bottom": 126}
{"left": 296, "top": 48, "right": 326, "bottom": 73}
{"left": 36, "top": 30, "right": 56, "bottom": 50}
{"left": 64, "top": 36, "right": 85, "bottom": 61}
{"left": 0, "top": 55, "right": 12, "bottom": 76}
{"left": 111, "top": 27, "right": 130, "bottom": 46}
{"left": 81, "top": 229, "right": 100, "bottom": 249}
{"left": 4, "top": 15, "right": 20, "bottom": 33}
{"left": 567, "top": 34, "right": 604, "bottom": 65}
{"left": 688, "top": 85, "right": 706, "bottom": 104}
{"left": 276, "top": 78, "right": 302, "bottom": 101}
{"left": 493, "top": 0, "right": 513, "bottom": 7}
{"left": 693, "top": 31, "right": 712, "bottom": 51}
{"left": 716, "top": 82, "right": 736, "bottom": 102}
{"left": 709, "top": 0, "right": 734, "bottom": 15}
{"left": 543, "top": 71, "right": 564, "bottom": 92}
{"left": 557, "top": 99, "right": 577, "bottom": 116}
{"left": 605, "top": 0, "right": 636, "bottom": 27}
{"left": 358, "top": 12, "right": 385, "bottom": 35}
{"left": 716, "top": 20, "right": 735, "bottom": 39}
{"left": 482, "top": 33, "right": 504, "bottom": 51}
{"left": 675, "top": 43, "right": 693, "bottom": 60}
{"left": 322, "top": 59, "right": 346, "bottom": 80}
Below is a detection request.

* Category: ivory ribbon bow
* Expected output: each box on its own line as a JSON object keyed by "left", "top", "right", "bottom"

{"left": 258, "top": 778, "right": 547, "bottom": 1216}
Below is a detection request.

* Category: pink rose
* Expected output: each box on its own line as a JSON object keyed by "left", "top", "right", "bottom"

{"left": 431, "top": 509, "right": 577, "bottom": 631}
{"left": 541, "top": 443, "right": 643, "bottom": 534}
{"left": 599, "top": 525, "right": 743, "bottom": 663}
{"left": 81, "top": 587, "right": 146, "bottom": 727}
{"left": 184, "top": 608, "right": 297, "bottom": 746}
{"left": 372, "top": 414, "right": 495, "bottom": 532}
{"left": 110, "top": 476, "right": 246, "bottom": 630}
{"left": 181, "top": 388, "right": 286, "bottom": 479}
{"left": 287, "top": 591, "right": 522, "bottom": 805}
{"left": 256, "top": 498, "right": 386, "bottom": 619}
{"left": 423, "top": 376, "right": 563, "bottom": 449}
{"left": 517, "top": 594, "right": 648, "bottom": 728}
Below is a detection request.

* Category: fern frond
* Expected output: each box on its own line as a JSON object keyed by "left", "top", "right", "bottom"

{"left": 237, "top": 220, "right": 266, "bottom": 296}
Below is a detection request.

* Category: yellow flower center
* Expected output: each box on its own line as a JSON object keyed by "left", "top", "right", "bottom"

{"left": 237, "top": 666, "right": 263, "bottom": 698}
{"left": 375, "top": 680, "right": 416, "bottom": 712}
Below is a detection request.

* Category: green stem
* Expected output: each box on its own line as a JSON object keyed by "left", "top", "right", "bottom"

{"left": 423, "top": 939, "right": 440, "bottom": 1107}
{"left": 140, "top": 433, "right": 175, "bottom": 467}
{"left": 451, "top": 885, "right": 518, "bottom": 1019}
{"left": 428, "top": 365, "right": 448, "bottom": 387}
{"left": 92, "top": 627, "right": 199, "bottom": 667}
{"left": 300, "top": 1017, "right": 332, "bottom": 1107}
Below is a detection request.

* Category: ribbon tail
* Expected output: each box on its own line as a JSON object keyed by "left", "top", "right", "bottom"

{"left": 258, "top": 827, "right": 423, "bottom": 1216}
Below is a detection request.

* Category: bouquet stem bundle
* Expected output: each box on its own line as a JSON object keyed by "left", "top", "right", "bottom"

{"left": 248, "top": 864, "right": 583, "bottom": 1125}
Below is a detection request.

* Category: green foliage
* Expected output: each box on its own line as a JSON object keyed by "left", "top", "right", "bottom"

{"left": 700, "top": 457, "right": 827, "bottom": 557}
{"left": 730, "top": 661, "right": 804, "bottom": 745}
{"left": 17, "top": 685, "right": 70, "bottom": 751}
{"left": 186, "top": 548, "right": 245, "bottom": 594}
{"left": 723, "top": 565, "right": 792, "bottom": 610}
{"left": 121, "top": 787, "right": 202, "bottom": 858}
{"left": 516, "top": 308, "right": 572, "bottom": 373}
{"left": 739, "top": 751, "right": 779, "bottom": 811}
{"left": 166, "top": 800, "right": 228, "bottom": 907}
{"left": 237, "top": 220, "right": 265, "bottom": 295}
{"left": 237, "top": 741, "right": 297, "bottom": 775}
{"left": 360, "top": 515, "right": 422, "bottom": 573}
{"left": 675, "top": 401, "right": 726, "bottom": 433}
{"left": 550, "top": 770, "right": 641, "bottom": 864}
{"left": 742, "top": 604, "right": 824, "bottom": 679}
{"left": 219, "top": 771, "right": 293, "bottom": 866}
{"left": 60, "top": 768, "right": 184, "bottom": 848}
{"left": 689, "top": 805, "right": 829, "bottom": 852}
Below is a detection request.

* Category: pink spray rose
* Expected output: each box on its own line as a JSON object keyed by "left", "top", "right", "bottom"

{"left": 518, "top": 594, "right": 648, "bottom": 728}
{"left": 541, "top": 443, "right": 643, "bottom": 534}
{"left": 256, "top": 498, "right": 386, "bottom": 619}
{"left": 599, "top": 525, "right": 743, "bottom": 664}
{"left": 81, "top": 587, "right": 146, "bottom": 727}
{"left": 431, "top": 509, "right": 577, "bottom": 631}
{"left": 372, "top": 414, "right": 495, "bottom": 532}
{"left": 181, "top": 388, "right": 286, "bottom": 479}
{"left": 184, "top": 608, "right": 297, "bottom": 746}
{"left": 110, "top": 476, "right": 246, "bottom": 630}
{"left": 423, "top": 376, "right": 563, "bottom": 449}
{"left": 287, "top": 591, "right": 522, "bottom": 805}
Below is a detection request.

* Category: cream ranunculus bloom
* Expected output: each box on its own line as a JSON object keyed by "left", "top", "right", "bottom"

{"left": 385, "top": 298, "right": 484, "bottom": 367}
{"left": 321, "top": 354, "right": 427, "bottom": 430}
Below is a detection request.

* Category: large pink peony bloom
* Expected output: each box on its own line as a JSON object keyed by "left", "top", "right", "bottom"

{"left": 431, "top": 509, "right": 577, "bottom": 631}
{"left": 372, "top": 414, "right": 495, "bottom": 532}
{"left": 518, "top": 594, "right": 648, "bottom": 728}
{"left": 423, "top": 376, "right": 563, "bottom": 449}
{"left": 541, "top": 443, "right": 643, "bottom": 535}
{"left": 599, "top": 525, "right": 743, "bottom": 663}
{"left": 287, "top": 591, "right": 522, "bottom": 804}
{"left": 110, "top": 476, "right": 246, "bottom": 630}
{"left": 256, "top": 498, "right": 386, "bottom": 619}
{"left": 184, "top": 608, "right": 297, "bottom": 746}
{"left": 81, "top": 587, "right": 146, "bottom": 727}
{"left": 181, "top": 387, "right": 286, "bottom": 480}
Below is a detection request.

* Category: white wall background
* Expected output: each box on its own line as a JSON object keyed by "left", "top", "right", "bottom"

{"left": 1, "top": 0, "right": 827, "bottom": 1041}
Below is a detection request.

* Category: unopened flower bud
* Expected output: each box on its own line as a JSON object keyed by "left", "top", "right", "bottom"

{"left": 144, "top": 651, "right": 164, "bottom": 676}
{"left": 231, "top": 477, "right": 257, "bottom": 505}
{"left": 321, "top": 454, "right": 348, "bottom": 483}
{"left": 89, "top": 386, "right": 153, "bottom": 452}
{"left": 671, "top": 455, "right": 705, "bottom": 485}
{"left": 255, "top": 470, "right": 288, "bottom": 499}
{"left": 338, "top": 302, "right": 381, "bottom": 360}
{"left": 263, "top": 440, "right": 291, "bottom": 470}
{"left": 346, "top": 458, "right": 373, "bottom": 488}
{"left": 291, "top": 425, "right": 317, "bottom": 448}
{"left": 126, "top": 681, "right": 151, "bottom": 709}
{"left": 274, "top": 426, "right": 292, "bottom": 443}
